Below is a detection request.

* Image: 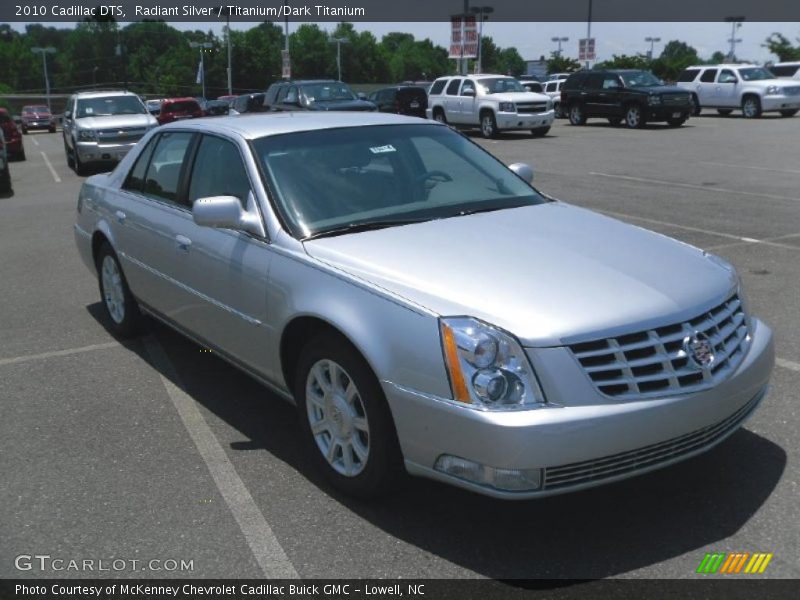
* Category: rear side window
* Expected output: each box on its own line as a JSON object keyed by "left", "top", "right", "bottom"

{"left": 429, "top": 79, "right": 447, "bottom": 95}
{"left": 562, "top": 73, "right": 585, "bottom": 90}
{"left": 123, "top": 135, "right": 159, "bottom": 193}
{"left": 445, "top": 79, "right": 462, "bottom": 95}
{"left": 677, "top": 69, "right": 700, "bottom": 82}
{"left": 143, "top": 132, "right": 194, "bottom": 205}
{"left": 770, "top": 65, "right": 800, "bottom": 77}
{"left": 188, "top": 135, "right": 252, "bottom": 206}
{"left": 700, "top": 69, "right": 717, "bottom": 83}
{"left": 584, "top": 74, "right": 605, "bottom": 89}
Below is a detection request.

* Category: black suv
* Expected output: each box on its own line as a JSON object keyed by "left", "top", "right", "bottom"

{"left": 561, "top": 69, "right": 693, "bottom": 128}
{"left": 367, "top": 86, "right": 427, "bottom": 118}
{"left": 264, "top": 80, "right": 377, "bottom": 112}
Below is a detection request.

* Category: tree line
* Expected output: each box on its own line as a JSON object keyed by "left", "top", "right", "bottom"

{"left": 0, "top": 20, "right": 525, "bottom": 98}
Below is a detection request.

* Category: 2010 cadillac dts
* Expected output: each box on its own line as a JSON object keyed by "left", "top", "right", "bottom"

{"left": 74, "top": 113, "right": 774, "bottom": 499}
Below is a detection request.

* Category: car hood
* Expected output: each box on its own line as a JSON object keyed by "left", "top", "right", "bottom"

{"left": 75, "top": 114, "right": 156, "bottom": 129}
{"left": 310, "top": 100, "right": 376, "bottom": 111}
{"left": 747, "top": 78, "right": 800, "bottom": 88}
{"left": 633, "top": 85, "right": 687, "bottom": 95}
{"left": 303, "top": 203, "right": 737, "bottom": 347}
{"left": 489, "top": 92, "right": 550, "bottom": 103}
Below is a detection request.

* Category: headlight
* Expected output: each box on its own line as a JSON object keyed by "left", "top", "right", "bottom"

{"left": 498, "top": 102, "right": 515, "bottom": 112}
{"left": 78, "top": 129, "right": 97, "bottom": 141}
{"left": 647, "top": 95, "right": 662, "bottom": 105}
{"left": 440, "top": 317, "right": 545, "bottom": 410}
{"left": 765, "top": 85, "right": 781, "bottom": 95}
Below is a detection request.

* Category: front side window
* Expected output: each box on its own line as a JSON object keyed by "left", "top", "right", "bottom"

{"left": 619, "top": 71, "right": 663, "bottom": 87}
{"left": 718, "top": 70, "right": 738, "bottom": 84}
{"left": 602, "top": 75, "right": 622, "bottom": 89}
{"left": 301, "top": 82, "right": 357, "bottom": 102}
{"left": 738, "top": 67, "right": 775, "bottom": 81}
{"left": 477, "top": 77, "right": 526, "bottom": 94}
{"left": 253, "top": 124, "right": 546, "bottom": 239}
{"left": 123, "top": 135, "right": 159, "bottom": 193}
{"left": 76, "top": 96, "right": 146, "bottom": 118}
{"left": 142, "top": 132, "right": 194, "bottom": 204}
{"left": 188, "top": 136, "right": 252, "bottom": 206}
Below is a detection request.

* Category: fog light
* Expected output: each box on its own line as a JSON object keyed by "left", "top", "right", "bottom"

{"left": 434, "top": 455, "right": 542, "bottom": 492}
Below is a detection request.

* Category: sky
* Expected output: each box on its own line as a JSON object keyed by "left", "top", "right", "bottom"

{"left": 11, "top": 21, "right": 800, "bottom": 65}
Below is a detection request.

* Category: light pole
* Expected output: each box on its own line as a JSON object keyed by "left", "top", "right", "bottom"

{"left": 551, "top": 36, "right": 569, "bottom": 57}
{"left": 644, "top": 36, "right": 661, "bottom": 60}
{"left": 283, "top": 0, "right": 290, "bottom": 79}
{"left": 470, "top": 5, "right": 493, "bottom": 74}
{"left": 31, "top": 47, "right": 56, "bottom": 111}
{"left": 585, "top": 0, "right": 593, "bottom": 68}
{"left": 330, "top": 37, "right": 349, "bottom": 81}
{"left": 189, "top": 41, "right": 213, "bottom": 100}
{"left": 218, "top": 6, "right": 233, "bottom": 95}
{"left": 724, "top": 17, "right": 744, "bottom": 62}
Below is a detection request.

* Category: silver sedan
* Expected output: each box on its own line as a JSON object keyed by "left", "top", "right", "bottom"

{"left": 74, "top": 113, "right": 774, "bottom": 499}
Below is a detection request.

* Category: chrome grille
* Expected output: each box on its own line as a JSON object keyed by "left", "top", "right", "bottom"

{"left": 662, "top": 94, "right": 690, "bottom": 106}
{"left": 97, "top": 127, "right": 147, "bottom": 143}
{"left": 516, "top": 102, "right": 548, "bottom": 114}
{"left": 543, "top": 390, "right": 761, "bottom": 490}
{"left": 569, "top": 295, "right": 749, "bottom": 399}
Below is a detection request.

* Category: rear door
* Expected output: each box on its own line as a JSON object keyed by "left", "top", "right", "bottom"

{"left": 696, "top": 69, "right": 718, "bottom": 105}
{"left": 581, "top": 73, "right": 606, "bottom": 116}
{"left": 443, "top": 78, "right": 463, "bottom": 122}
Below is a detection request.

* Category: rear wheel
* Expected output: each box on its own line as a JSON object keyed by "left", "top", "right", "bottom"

{"left": 531, "top": 126, "right": 550, "bottom": 137}
{"left": 667, "top": 117, "right": 686, "bottom": 127}
{"left": 294, "top": 332, "right": 404, "bottom": 498}
{"left": 480, "top": 111, "right": 498, "bottom": 138}
{"left": 554, "top": 102, "right": 563, "bottom": 118}
{"left": 717, "top": 109, "right": 733, "bottom": 116}
{"left": 779, "top": 109, "right": 798, "bottom": 117}
{"left": 690, "top": 94, "right": 702, "bottom": 116}
{"left": 568, "top": 103, "right": 586, "bottom": 125}
{"left": 624, "top": 104, "right": 646, "bottom": 129}
{"left": 432, "top": 108, "right": 447, "bottom": 124}
{"left": 74, "top": 144, "right": 87, "bottom": 175}
{"left": 49, "top": 125, "right": 56, "bottom": 133}
{"left": 16, "top": 147, "right": 26, "bottom": 161}
{"left": 741, "top": 96, "right": 762, "bottom": 119}
{"left": 96, "top": 243, "right": 142, "bottom": 338}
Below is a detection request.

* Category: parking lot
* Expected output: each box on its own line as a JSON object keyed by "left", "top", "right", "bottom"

{"left": 1, "top": 113, "right": 799, "bottom": 580}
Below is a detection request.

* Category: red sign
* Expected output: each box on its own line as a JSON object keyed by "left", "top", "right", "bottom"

{"left": 578, "top": 38, "right": 596, "bottom": 61}
{"left": 449, "top": 15, "right": 478, "bottom": 59}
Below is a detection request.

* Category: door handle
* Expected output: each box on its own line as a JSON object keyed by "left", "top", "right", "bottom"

{"left": 115, "top": 210, "right": 126, "bottom": 224}
{"left": 175, "top": 234, "right": 192, "bottom": 252}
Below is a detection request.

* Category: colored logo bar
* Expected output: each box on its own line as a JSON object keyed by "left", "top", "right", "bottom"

{"left": 696, "top": 552, "right": 773, "bottom": 574}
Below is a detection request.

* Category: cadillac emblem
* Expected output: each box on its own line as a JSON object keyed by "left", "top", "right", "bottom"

{"left": 684, "top": 332, "right": 715, "bottom": 369}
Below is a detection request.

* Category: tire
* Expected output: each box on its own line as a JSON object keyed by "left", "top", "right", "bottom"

{"left": 49, "top": 125, "right": 56, "bottom": 133}
{"left": 717, "top": 109, "right": 733, "bottom": 116}
{"left": 667, "top": 117, "right": 686, "bottom": 127}
{"left": 294, "top": 332, "right": 404, "bottom": 499}
{"left": 624, "top": 104, "right": 646, "bottom": 129}
{"left": 432, "top": 108, "right": 447, "bottom": 124}
{"left": 530, "top": 126, "right": 550, "bottom": 137}
{"left": 17, "top": 148, "right": 26, "bottom": 161}
{"left": 779, "top": 109, "right": 798, "bottom": 117}
{"left": 554, "top": 102, "right": 563, "bottom": 118}
{"left": 64, "top": 139, "right": 74, "bottom": 168}
{"left": 96, "top": 243, "right": 142, "bottom": 338}
{"left": 690, "top": 95, "right": 701, "bottom": 116}
{"left": 741, "top": 96, "right": 762, "bottom": 119}
{"left": 22, "top": 127, "right": 28, "bottom": 135}
{"left": 74, "top": 143, "right": 87, "bottom": 175}
{"left": 480, "top": 111, "right": 498, "bottom": 138}
{"left": 607, "top": 117, "right": 622, "bottom": 126}
{"left": 568, "top": 103, "right": 586, "bottom": 125}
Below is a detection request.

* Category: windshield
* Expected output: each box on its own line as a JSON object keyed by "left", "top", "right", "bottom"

{"left": 738, "top": 67, "right": 775, "bottom": 81}
{"left": 620, "top": 71, "right": 663, "bottom": 87}
{"left": 253, "top": 124, "right": 545, "bottom": 239}
{"left": 76, "top": 96, "right": 147, "bottom": 118}
{"left": 301, "top": 82, "right": 357, "bottom": 102}
{"left": 477, "top": 77, "right": 527, "bottom": 94}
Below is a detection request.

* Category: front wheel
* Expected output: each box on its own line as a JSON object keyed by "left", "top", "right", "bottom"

{"left": 667, "top": 117, "right": 686, "bottom": 127}
{"left": 568, "top": 104, "right": 586, "bottom": 125}
{"left": 531, "top": 126, "right": 550, "bottom": 137}
{"left": 780, "top": 109, "right": 798, "bottom": 117}
{"left": 480, "top": 112, "right": 498, "bottom": 138}
{"left": 96, "top": 243, "right": 142, "bottom": 338}
{"left": 295, "top": 332, "right": 404, "bottom": 499}
{"left": 690, "top": 95, "right": 702, "bottom": 116}
{"left": 608, "top": 117, "right": 622, "bottom": 126}
{"left": 717, "top": 109, "right": 733, "bottom": 116}
{"left": 741, "top": 96, "right": 762, "bottom": 119}
{"left": 624, "top": 104, "right": 646, "bottom": 129}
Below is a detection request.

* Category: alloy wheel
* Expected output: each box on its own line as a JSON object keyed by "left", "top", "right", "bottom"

{"left": 101, "top": 255, "right": 126, "bottom": 324}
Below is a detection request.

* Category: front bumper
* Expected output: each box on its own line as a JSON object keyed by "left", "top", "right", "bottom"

{"left": 496, "top": 109, "right": 555, "bottom": 130}
{"left": 386, "top": 317, "right": 773, "bottom": 499}
{"left": 761, "top": 95, "right": 800, "bottom": 111}
{"left": 76, "top": 140, "right": 139, "bottom": 164}
{"left": 23, "top": 120, "right": 54, "bottom": 130}
{"left": 646, "top": 106, "right": 692, "bottom": 121}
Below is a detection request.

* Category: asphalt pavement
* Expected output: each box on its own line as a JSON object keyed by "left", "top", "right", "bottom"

{"left": 1, "top": 113, "right": 798, "bottom": 580}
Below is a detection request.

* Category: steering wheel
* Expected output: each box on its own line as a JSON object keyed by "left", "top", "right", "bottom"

{"left": 414, "top": 170, "right": 453, "bottom": 185}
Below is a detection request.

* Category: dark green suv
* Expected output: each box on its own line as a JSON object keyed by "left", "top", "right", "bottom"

{"left": 561, "top": 70, "right": 693, "bottom": 128}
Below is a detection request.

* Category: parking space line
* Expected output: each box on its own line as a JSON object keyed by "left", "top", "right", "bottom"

{"left": 40, "top": 151, "right": 61, "bottom": 183}
{"left": 776, "top": 358, "right": 800, "bottom": 373}
{"left": 594, "top": 209, "right": 754, "bottom": 242}
{"left": 30, "top": 137, "right": 40, "bottom": 147}
{"left": 141, "top": 335, "right": 298, "bottom": 579}
{"left": 590, "top": 172, "right": 799, "bottom": 202}
{"left": 701, "top": 161, "right": 800, "bottom": 176}
{"left": 0, "top": 341, "right": 120, "bottom": 367}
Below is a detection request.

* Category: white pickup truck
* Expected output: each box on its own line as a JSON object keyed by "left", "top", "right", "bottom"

{"left": 426, "top": 74, "right": 555, "bottom": 138}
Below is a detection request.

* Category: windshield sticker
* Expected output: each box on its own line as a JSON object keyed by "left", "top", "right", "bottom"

{"left": 369, "top": 144, "right": 396, "bottom": 154}
{"left": 84, "top": 107, "right": 93, "bottom": 114}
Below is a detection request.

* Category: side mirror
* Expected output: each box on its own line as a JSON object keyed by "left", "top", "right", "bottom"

{"left": 462, "top": 88, "right": 476, "bottom": 97}
{"left": 192, "top": 194, "right": 265, "bottom": 237}
{"left": 357, "top": 92, "right": 367, "bottom": 100}
{"left": 509, "top": 163, "right": 534, "bottom": 183}
{"left": 64, "top": 110, "right": 71, "bottom": 120}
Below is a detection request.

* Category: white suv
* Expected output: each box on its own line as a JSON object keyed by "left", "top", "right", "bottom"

{"left": 676, "top": 64, "right": 800, "bottom": 118}
{"left": 542, "top": 79, "right": 566, "bottom": 118}
{"left": 426, "top": 74, "right": 555, "bottom": 138}
{"left": 770, "top": 61, "right": 800, "bottom": 80}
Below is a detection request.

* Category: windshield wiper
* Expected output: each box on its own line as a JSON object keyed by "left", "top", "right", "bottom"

{"left": 302, "top": 217, "right": 430, "bottom": 240}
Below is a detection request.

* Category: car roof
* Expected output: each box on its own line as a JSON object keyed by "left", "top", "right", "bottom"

{"left": 73, "top": 90, "right": 140, "bottom": 98}
{"left": 159, "top": 112, "right": 438, "bottom": 140}
{"left": 163, "top": 97, "right": 198, "bottom": 103}
{"left": 774, "top": 61, "right": 800, "bottom": 66}
{"left": 686, "top": 64, "right": 758, "bottom": 69}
